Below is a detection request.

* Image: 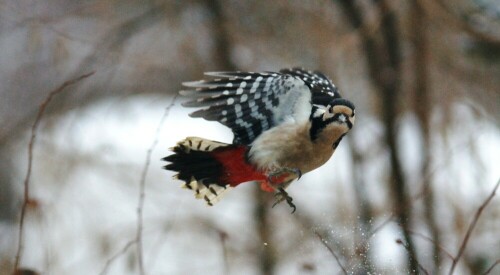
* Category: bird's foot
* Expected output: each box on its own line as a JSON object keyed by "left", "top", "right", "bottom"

{"left": 272, "top": 187, "right": 296, "bottom": 214}
{"left": 267, "top": 167, "right": 302, "bottom": 184}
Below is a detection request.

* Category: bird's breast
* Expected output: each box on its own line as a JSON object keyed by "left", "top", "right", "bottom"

{"left": 248, "top": 122, "right": 336, "bottom": 174}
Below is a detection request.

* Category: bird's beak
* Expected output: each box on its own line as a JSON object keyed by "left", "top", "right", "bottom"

{"left": 348, "top": 115, "right": 355, "bottom": 125}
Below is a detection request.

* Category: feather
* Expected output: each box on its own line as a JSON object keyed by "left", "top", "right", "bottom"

{"left": 180, "top": 68, "right": 342, "bottom": 145}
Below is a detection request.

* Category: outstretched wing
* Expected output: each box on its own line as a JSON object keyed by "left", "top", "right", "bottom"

{"left": 180, "top": 68, "right": 341, "bottom": 145}
{"left": 279, "top": 68, "right": 341, "bottom": 105}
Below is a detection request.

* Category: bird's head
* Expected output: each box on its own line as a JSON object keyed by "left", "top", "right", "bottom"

{"left": 310, "top": 98, "right": 355, "bottom": 143}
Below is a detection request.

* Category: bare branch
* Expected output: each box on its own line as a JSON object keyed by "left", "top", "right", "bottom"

{"left": 395, "top": 239, "right": 430, "bottom": 275}
{"left": 99, "top": 240, "right": 136, "bottom": 275}
{"left": 407, "top": 229, "right": 454, "bottom": 261}
{"left": 336, "top": 0, "right": 419, "bottom": 271}
{"left": 368, "top": 215, "right": 394, "bottom": 239}
{"left": 218, "top": 230, "right": 229, "bottom": 275}
{"left": 315, "top": 232, "right": 348, "bottom": 275}
{"left": 483, "top": 259, "right": 500, "bottom": 275}
{"left": 448, "top": 178, "right": 500, "bottom": 275}
{"left": 13, "top": 71, "right": 95, "bottom": 272}
{"left": 346, "top": 137, "right": 374, "bottom": 273}
{"left": 136, "top": 95, "right": 178, "bottom": 275}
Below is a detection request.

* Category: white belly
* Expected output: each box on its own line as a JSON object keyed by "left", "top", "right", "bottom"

{"left": 248, "top": 121, "right": 335, "bottom": 173}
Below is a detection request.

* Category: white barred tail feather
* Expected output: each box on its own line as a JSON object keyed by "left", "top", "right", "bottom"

{"left": 173, "top": 137, "right": 227, "bottom": 152}
{"left": 181, "top": 178, "right": 233, "bottom": 206}
{"left": 163, "top": 137, "right": 233, "bottom": 206}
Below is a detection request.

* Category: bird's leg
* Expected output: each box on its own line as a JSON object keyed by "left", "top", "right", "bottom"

{"left": 267, "top": 167, "right": 302, "bottom": 184}
{"left": 272, "top": 186, "right": 296, "bottom": 213}
{"left": 266, "top": 167, "right": 301, "bottom": 213}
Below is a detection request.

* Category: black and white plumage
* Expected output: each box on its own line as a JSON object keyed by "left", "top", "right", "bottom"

{"left": 165, "top": 68, "right": 355, "bottom": 210}
{"left": 181, "top": 68, "right": 343, "bottom": 145}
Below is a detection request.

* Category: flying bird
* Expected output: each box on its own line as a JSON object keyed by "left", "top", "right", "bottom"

{"left": 163, "top": 68, "right": 355, "bottom": 212}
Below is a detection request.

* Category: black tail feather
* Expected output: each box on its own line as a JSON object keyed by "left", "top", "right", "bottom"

{"left": 162, "top": 137, "right": 234, "bottom": 206}
{"left": 163, "top": 145, "right": 223, "bottom": 185}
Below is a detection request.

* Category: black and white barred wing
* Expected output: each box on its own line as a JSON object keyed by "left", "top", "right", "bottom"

{"left": 181, "top": 71, "right": 313, "bottom": 145}
{"left": 280, "top": 68, "right": 342, "bottom": 106}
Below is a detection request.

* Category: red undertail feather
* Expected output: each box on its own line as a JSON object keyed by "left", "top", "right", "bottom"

{"left": 162, "top": 137, "right": 268, "bottom": 206}
{"left": 210, "top": 146, "right": 267, "bottom": 186}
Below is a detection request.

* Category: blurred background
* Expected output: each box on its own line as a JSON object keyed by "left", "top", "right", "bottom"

{"left": 1, "top": 0, "right": 499, "bottom": 274}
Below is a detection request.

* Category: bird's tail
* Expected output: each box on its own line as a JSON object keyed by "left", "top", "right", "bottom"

{"left": 163, "top": 137, "right": 266, "bottom": 206}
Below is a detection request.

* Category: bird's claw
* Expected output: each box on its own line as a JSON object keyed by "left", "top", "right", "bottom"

{"left": 267, "top": 167, "right": 302, "bottom": 184}
{"left": 272, "top": 187, "right": 296, "bottom": 214}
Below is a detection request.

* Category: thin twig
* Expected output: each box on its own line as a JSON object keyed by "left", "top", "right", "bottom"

{"left": 483, "top": 259, "right": 500, "bottom": 275}
{"left": 407, "top": 229, "right": 455, "bottom": 261}
{"left": 395, "top": 239, "right": 430, "bottom": 275}
{"left": 136, "top": 95, "right": 178, "bottom": 275}
{"left": 13, "top": 71, "right": 95, "bottom": 272}
{"left": 315, "top": 232, "right": 348, "bottom": 275}
{"left": 448, "top": 178, "right": 500, "bottom": 275}
{"left": 218, "top": 230, "right": 229, "bottom": 275}
{"left": 368, "top": 215, "right": 394, "bottom": 239}
{"left": 99, "top": 240, "right": 136, "bottom": 275}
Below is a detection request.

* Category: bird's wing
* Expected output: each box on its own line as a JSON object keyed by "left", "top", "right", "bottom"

{"left": 279, "top": 68, "right": 342, "bottom": 105}
{"left": 181, "top": 68, "right": 341, "bottom": 145}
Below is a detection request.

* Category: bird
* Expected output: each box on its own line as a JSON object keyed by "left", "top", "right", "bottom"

{"left": 162, "top": 68, "right": 355, "bottom": 213}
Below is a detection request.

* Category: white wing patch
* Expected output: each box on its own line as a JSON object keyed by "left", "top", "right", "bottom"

{"left": 271, "top": 77, "right": 312, "bottom": 124}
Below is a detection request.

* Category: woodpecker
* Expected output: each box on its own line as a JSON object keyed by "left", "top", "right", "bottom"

{"left": 163, "top": 68, "right": 355, "bottom": 212}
